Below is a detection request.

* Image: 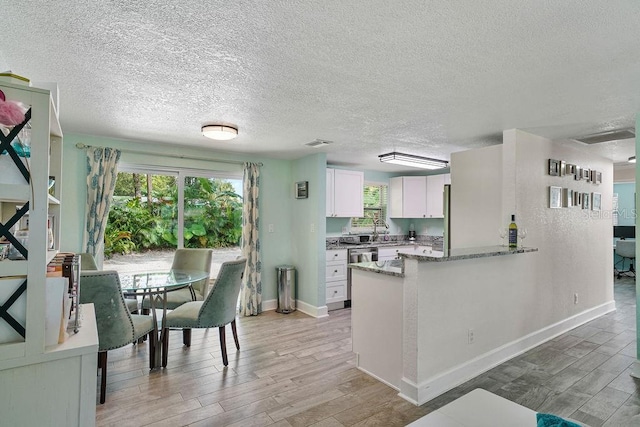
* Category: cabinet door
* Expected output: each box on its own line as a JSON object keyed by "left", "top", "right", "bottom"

{"left": 326, "top": 169, "right": 335, "bottom": 217}
{"left": 402, "top": 176, "right": 427, "bottom": 218}
{"left": 426, "top": 174, "right": 445, "bottom": 218}
{"left": 333, "top": 169, "right": 364, "bottom": 217}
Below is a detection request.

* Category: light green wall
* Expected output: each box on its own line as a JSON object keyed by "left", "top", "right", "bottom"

{"left": 291, "top": 153, "right": 327, "bottom": 307}
{"left": 635, "top": 114, "right": 640, "bottom": 362}
{"left": 614, "top": 182, "right": 636, "bottom": 226}
{"left": 61, "top": 133, "right": 294, "bottom": 303}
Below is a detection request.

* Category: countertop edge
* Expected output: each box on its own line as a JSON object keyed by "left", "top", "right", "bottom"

{"left": 400, "top": 247, "right": 538, "bottom": 262}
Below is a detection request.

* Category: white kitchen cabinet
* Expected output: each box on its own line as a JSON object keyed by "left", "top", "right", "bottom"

{"left": 390, "top": 176, "right": 427, "bottom": 218}
{"left": 0, "top": 82, "right": 98, "bottom": 425}
{"left": 390, "top": 174, "right": 450, "bottom": 218}
{"left": 326, "top": 168, "right": 364, "bottom": 217}
{"left": 425, "top": 173, "right": 450, "bottom": 218}
{"left": 378, "top": 246, "right": 416, "bottom": 261}
{"left": 325, "top": 249, "right": 347, "bottom": 303}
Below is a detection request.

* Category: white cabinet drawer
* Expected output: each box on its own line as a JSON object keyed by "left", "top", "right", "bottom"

{"left": 326, "top": 249, "right": 347, "bottom": 262}
{"left": 326, "top": 281, "right": 347, "bottom": 303}
{"left": 325, "top": 263, "right": 347, "bottom": 282}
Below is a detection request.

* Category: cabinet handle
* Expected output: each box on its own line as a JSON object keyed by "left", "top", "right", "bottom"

{"left": 334, "top": 254, "right": 338, "bottom": 257}
{"left": 334, "top": 270, "right": 338, "bottom": 273}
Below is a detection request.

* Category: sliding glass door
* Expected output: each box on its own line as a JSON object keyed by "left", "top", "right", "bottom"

{"left": 104, "top": 166, "right": 242, "bottom": 274}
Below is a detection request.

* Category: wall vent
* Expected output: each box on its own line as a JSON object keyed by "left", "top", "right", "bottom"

{"left": 573, "top": 129, "right": 635, "bottom": 144}
{"left": 305, "top": 139, "right": 333, "bottom": 148}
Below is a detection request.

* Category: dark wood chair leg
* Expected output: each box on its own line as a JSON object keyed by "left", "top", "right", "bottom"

{"left": 183, "top": 328, "right": 192, "bottom": 347}
{"left": 149, "top": 330, "right": 158, "bottom": 369}
{"left": 98, "top": 351, "right": 108, "bottom": 404}
{"left": 219, "top": 325, "right": 228, "bottom": 366}
{"left": 160, "top": 328, "right": 168, "bottom": 368}
{"left": 231, "top": 319, "right": 240, "bottom": 350}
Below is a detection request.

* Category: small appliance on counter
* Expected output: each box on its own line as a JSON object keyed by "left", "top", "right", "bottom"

{"left": 339, "top": 234, "right": 373, "bottom": 245}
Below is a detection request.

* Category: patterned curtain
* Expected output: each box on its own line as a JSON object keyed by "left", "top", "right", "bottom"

{"left": 239, "top": 162, "right": 262, "bottom": 316}
{"left": 83, "top": 146, "right": 121, "bottom": 256}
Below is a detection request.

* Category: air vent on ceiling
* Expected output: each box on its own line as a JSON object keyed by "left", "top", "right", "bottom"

{"left": 574, "top": 129, "right": 635, "bottom": 144}
{"left": 305, "top": 139, "right": 333, "bottom": 148}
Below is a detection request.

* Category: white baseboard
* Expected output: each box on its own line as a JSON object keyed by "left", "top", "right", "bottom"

{"left": 296, "top": 300, "right": 329, "bottom": 318}
{"left": 260, "top": 299, "right": 328, "bottom": 318}
{"left": 262, "top": 299, "right": 277, "bottom": 312}
{"left": 401, "top": 300, "right": 616, "bottom": 405}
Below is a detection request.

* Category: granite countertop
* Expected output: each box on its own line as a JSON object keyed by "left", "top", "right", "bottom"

{"left": 400, "top": 245, "right": 538, "bottom": 262}
{"left": 348, "top": 245, "right": 538, "bottom": 277}
{"left": 327, "top": 239, "right": 442, "bottom": 250}
{"left": 349, "top": 259, "right": 404, "bottom": 277}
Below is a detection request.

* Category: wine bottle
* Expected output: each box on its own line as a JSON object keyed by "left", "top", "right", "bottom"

{"left": 508, "top": 214, "right": 518, "bottom": 249}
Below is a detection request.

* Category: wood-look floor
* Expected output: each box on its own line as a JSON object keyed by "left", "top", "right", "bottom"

{"left": 96, "top": 279, "right": 640, "bottom": 426}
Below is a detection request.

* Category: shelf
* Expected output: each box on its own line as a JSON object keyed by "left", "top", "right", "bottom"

{"left": 0, "top": 184, "right": 29, "bottom": 203}
{"left": 0, "top": 260, "right": 28, "bottom": 276}
{"left": 46, "top": 250, "right": 59, "bottom": 265}
{"left": 47, "top": 194, "right": 60, "bottom": 205}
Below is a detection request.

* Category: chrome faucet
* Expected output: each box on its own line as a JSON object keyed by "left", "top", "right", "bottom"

{"left": 372, "top": 218, "right": 389, "bottom": 242}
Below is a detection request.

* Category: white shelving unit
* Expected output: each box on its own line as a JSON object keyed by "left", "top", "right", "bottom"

{"left": 0, "top": 82, "right": 98, "bottom": 426}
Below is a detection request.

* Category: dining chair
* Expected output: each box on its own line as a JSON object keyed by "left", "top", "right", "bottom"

{"left": 162, "top": 257, "right": 247, "bottom": 366}
{"left": 141, "top": 248, "right": 213, "bottom": 312}
{"left": 78, "top": 252, "right": 139, "bottom": 313}
{"left": 79, "top": 270, "right": 156, "bottom": 404}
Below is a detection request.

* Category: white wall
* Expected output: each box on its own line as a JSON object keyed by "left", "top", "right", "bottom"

{"left": 450, "top": 145, "right": 503, "bottom": 248}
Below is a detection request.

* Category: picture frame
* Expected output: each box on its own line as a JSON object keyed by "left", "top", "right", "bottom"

{"left": 566, "top": 164, "right": 576, "bottom": 176}
{"left": 574, "top": 166, "right": 582, "bottom": 181}
{"left": 563, "top": 188, "right": 572, "bottom": 207}
{"left": 582, "top": 168, "right": 590, "bottom": 181}
{"left": 582, "top": 192, "right": 590, "bottom": 209}
{"left": 549, "top": 186, "right": 562, "bottom": 209}
{"left": 559, "top": 160, "right": 566, "bottom": 176}
{"left": 548, "top": 159, "right": 560, "bottom": 176}
{"left": 295, "top": 181, "right": 308, "bottom": 199}
{"left": 592, "top": 192, "right": 601, "bottom": 211}
{"left": 595, "top": 171, "right": 602, "bottom": 185}
{"left": 573, "top": 190, "right": 581, "bottom": 206}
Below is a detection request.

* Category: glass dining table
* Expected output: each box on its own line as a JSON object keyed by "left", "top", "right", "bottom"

{"left": 120, "top": 269, "right": 209, "bottom": 369}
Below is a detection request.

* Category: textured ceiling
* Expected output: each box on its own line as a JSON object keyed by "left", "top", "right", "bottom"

{"left": 1, "top": 1, "right": 638, "bottom": 171}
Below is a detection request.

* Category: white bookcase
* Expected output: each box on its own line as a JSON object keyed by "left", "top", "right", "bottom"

{"left": 0, "top": 82, "right": 98, "bottom": 426}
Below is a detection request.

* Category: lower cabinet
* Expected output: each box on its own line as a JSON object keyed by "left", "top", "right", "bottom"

{"left": 378, "top": 246, "right": 416, "bottom": 261}
{"left": 326, "top": 249, "right": 347, "bottom": 304}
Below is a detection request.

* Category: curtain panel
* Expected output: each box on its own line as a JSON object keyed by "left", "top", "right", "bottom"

{"left": 83, "top": 146, "right": 121, "bottom": 256}
{"left": 239, "top": 162, "right": 262, "bottom": 316}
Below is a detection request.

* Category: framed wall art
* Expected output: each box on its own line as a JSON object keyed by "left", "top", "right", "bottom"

{"left": 582, "top": 192, "right": 590, "bottom": 209}
{"left": 582, "top": 168, "right": 590, "bottom": 181}
{"left": 592, "top": 192, "right": 601, "bottom": 211}
{"left": 549, "top": 186, "right": 562, "bottom": 209}
{"left": 563, "top": 188, "right": 572, "bottom": 207}
{"left": 548, "top": 159, "right": 560, "bottom": 176}
{"left": 295, "top": 181, "right": 308, "bottom": 199}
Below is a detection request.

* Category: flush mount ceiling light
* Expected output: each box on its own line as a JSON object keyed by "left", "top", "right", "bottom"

{"left": 201, "top": 124, "right": 238, "bottom": 141}
{"left": 378, "top": 152, "right": 448, "bottom": 170}
{"left": 629, "top": 156, "right": 636, "bottom": 163}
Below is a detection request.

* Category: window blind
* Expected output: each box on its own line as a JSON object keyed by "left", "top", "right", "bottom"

{"left": 351, "top": 184, "right": 388, "bottom": 232}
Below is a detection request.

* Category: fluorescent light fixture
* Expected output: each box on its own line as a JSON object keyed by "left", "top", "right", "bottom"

{"left": 629, "top": 156, "right": 636, "bottom": 163}
{"left": 201, "top": 124, "right": 238, "bottom": 140}
{"left": 378, "top": 152, "right": 448, "bottom": 170}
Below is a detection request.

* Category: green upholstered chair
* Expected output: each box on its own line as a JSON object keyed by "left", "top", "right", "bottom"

{"left": 142, "top": 248, "right": 213, "bottom": 312}
{"left": 163, "top": 257, "right": 247, "bottom": 366}
{"left": 79, "top": 270, "right": 156, "bottom": 404}
{"left": 78, "top": 252, "right": 139, "bottom": 313}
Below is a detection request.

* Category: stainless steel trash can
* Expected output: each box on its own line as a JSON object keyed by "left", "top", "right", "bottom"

{"left": 276, "top": 265, "right": 296, "bottom": 313}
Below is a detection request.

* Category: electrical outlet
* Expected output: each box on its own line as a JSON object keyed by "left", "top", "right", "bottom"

{"left": 268, "top": 224, "right": 274, "bottom": 233}
{"left": 310, "top": 223, "right": 315, "bottom": 233}
{"left": 574, "top": 293, "right": 579, "bottom": 304}
{"left": 468, "top": 329, "right": 475, "bottom": 344}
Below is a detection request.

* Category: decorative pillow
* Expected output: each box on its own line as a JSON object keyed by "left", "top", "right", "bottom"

{"left": 536, "top": 413, "right": 581, "bottom": 427}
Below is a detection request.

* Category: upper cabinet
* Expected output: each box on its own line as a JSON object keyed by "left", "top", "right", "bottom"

{"left": 390, "top": 173, "right": 450, "bottom": 218}
{"left": 390, "top": 176, "right": 427, "bottom": 218}
{"left": 326, "top": 168, "right": 364, "bottom": 217}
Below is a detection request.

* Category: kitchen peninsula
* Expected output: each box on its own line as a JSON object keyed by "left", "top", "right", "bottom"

{"left": 350, "top": 245, "right": 542, "bottom": 405}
